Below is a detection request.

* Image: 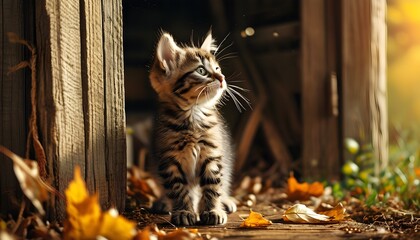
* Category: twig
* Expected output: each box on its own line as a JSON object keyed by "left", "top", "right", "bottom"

{"left": 7, "top": 32, "right": 47, "bottom": 180}
{"left": 12, "top": 201, "right": 26, "bottom": 233}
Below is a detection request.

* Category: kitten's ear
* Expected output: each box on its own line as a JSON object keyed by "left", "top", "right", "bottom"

{"left": 201, "top": 31, "right": 217, "bottom": 52}
{"left": 156, "top": 33, "right": 182, "bottom": 73}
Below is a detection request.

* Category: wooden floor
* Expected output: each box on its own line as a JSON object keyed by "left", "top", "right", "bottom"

{"left": 153, "top": 204, "right": 407, "bottom": 240}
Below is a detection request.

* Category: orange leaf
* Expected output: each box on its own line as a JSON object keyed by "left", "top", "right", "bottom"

{"left": 318, "top": 203, "right": 347, "bottom": 221}
{"left": 415, "top": 168, "right": 420, "bottom": 178}
{"left": 240, "top": 210, "right": 272, "bottom": 228}
{"left": 286, "top": 173, "right": 324, "bottom": 201}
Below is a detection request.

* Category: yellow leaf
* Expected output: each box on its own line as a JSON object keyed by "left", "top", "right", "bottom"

{"left": 64, "top": 167, "right": 102, "bottom": 239}
{"left": 282, "top": 204, "right": 330, "bottom": 223}
{"left": 240, "top": 210, "right": 272, "bottom": 228}
{"left": 65, "top": 166, "right": 89, "bottom": 204}
{"left": 100, "top": 209, "right": 136, "bottom": 240}
{"left": 0, "top": 145, "right": 50, "bottom": 215}
{"left": 286, "top": 172, "right": 324, "bottom": 201}
{"left": 64, "top": 166, "right": 135, "bottom": 240}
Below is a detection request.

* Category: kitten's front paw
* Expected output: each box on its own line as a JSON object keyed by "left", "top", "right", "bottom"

{"left": 222, "top": 197, "right": 237, "bottom": 213}
{"left": 171, "top": 210, "right": 198, "bottom": 226}
{"left": 200, "top": 209, "right": 227, "bottom": 225}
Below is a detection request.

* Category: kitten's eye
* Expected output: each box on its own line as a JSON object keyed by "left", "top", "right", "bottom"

{"left": 216, "top": 66, "right": 220, "bottom": 71}
{"left": 196, "top": 66, "right": 208, "bottom": 76}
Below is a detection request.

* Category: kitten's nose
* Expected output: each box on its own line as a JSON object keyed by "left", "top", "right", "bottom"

{"left": 214, "top": 73, "right": 225, "bottom": 83}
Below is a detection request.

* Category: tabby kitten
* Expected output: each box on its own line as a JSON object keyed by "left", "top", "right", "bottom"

{"left": 149, "top": 31, "right": 237, "bottom": 226}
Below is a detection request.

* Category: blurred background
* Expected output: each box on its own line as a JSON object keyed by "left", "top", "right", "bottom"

{"left": 388, "top": 0, "right": 420, "bottom": 142}
{"left": 122, "top": 0, "right": 419, "bottom": 187}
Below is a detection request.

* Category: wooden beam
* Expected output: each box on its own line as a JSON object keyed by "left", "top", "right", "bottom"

{"left": 102, "top": 0, "right": 126, "bottom": 210}
{"left": 301, "top": 0, "right": 340, "bottom": 180}
{"left": 36, "top": 0, "right": 126, "bottom": 220}
{"left": 341, "top": 0, "right": 388, "bottom": 175}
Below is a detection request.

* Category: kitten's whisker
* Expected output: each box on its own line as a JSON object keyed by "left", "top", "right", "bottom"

{"left": 196, "top": 85, "right": 208, "bottom": 105}
{"left": 218, "top": 54, "right": 238, "bottom": 62}
{"left": 218, "top": 53, "right": 237, "bottom": 60}
{"left": 226, "top": 88, "right": 244, "bottom": 112}
{"left": 228, "top": 86, "right": 252, "bottom": 110}
{"left": 229, "top": 84, "right": 250, "bottom": 92}
{"left": 215, "top": 42, "right": 234, "bottom": 58}
{"left": 226, "top": 72, "right": 242, "bottom": 80}
{"left": 215, "top": 33, "right": 230, "bottom": 55}
{"left": 194, "top": 85, "right": 206, "bottom": 93}
{"left": 228, "top": 86, "right": 251, "bottom": 105}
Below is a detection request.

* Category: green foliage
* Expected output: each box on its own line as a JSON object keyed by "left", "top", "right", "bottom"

{"left": 337, "top": 136, "right": 419, "bottom": 210}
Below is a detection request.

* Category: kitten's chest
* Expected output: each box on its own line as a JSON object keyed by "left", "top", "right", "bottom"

{"left": 176, "top": 124, "right": 223, "bottom": 181}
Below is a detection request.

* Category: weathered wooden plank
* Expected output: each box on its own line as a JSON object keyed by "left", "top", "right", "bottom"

{"left": 36, "top": 0, "right": 86, "bottom": 221}
{"left": 0, "top": 0, "right": 26, "bottom": 216}
{"left": 341, "top": 0, "right": 388, "bottom": 175}
{"left": 36, "top": 0, "right": 127, "bottom": 219}
{"left": 103, "top": 0, "right": 126, "bottom": 210}
{"left": 369, "top": 0, "right": 388, "bottom": 175}
{"left": 301, "top": 0, "right": 340, "bottom": 180}
{"left": 80, "top": 0, "right": 108, "bottom": 207}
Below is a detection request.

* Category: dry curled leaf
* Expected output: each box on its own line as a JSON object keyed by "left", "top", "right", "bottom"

{"left": 282, "top": 204, "right": 330, "bottom": 223}
{"left": 127, "top": 166, "right": 161, "bottom": 208}
{"left": 240, "top": 210, "right": 272, "bottom": 228}
{"left": 64, "top": 166, "right": 135, "bottom": 240}
{"left": 318, "top": 203, "right": 347, "bottom": 221}
{"left": 286, "top": 172, "right": 324, "bottom": 201}
{"left": 0, "top": 146, "right": 51, "bottom": 215}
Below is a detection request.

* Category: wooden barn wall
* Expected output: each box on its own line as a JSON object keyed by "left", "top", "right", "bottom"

{"left": 301, "top": 0, "right": 340, "bottom": 180}
{"left": 35, "top": 0, "right": 126, "bottom": 221}
{"left": 0, "top": 0, "right": 33, "bottom": 216}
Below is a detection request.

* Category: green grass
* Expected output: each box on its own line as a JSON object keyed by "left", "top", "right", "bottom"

{"left": 333, "top": 134, "right": 420, "bottom": 210}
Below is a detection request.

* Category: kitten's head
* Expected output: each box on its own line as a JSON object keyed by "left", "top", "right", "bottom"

{"left": 150, "top": 31, "right": 226, "bottom": 109}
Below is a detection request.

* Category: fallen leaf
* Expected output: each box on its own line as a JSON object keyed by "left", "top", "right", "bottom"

{"left": 0, "top": 146, "right": 51, "bottom": 215}
{"left": 318, "top": 203, "right": 347, "bottom": 221}
{"left": 240, "top": 210, "right": 272, "bottom": 228}
{"left": 0, "top": 231, "right": 16, "bottom": 240}
{"left": 415, "top": 168, "right": 420, "bottom": 178}
{"left": 100, "top": 209, "right": 137, "bottom": 240}
{"left": 286, "top": 172, "right": 324, "bottom": 201}
{"left": 64, "top": 166, "right": 135, "bottom": 240}
{"left": 127, "top": 166, "right": 162, "bottom": 208}
{"left": 282, "top": 204, "right": 330, "bottom": 223}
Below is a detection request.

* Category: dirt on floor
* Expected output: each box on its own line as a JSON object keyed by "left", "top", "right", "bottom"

{"left": 125, "top": 197, "right": 419, "bottom": 240}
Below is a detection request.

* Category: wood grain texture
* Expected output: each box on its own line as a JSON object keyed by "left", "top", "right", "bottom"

{"left": 0, "top": 0, "right": 26, "bottom": 215}
{"left": 37, "top": 0, "right": 86, "bottom": 221}
{"left": 102, "top": 0, "right": 126, "bottom": 210}
{"left": 36, "top": 0, "right": 126, "bottom": 220}
{"left": 341, "top": 0, "right": 388, "bottom": 175}
{"left": 369, "top": 0, "right": 388, "bottom": 175}
{"left": 81, "top": 0, "right": 108, "bottom": 207}
{"left": 301, "top": 0, "right": 340, "bottom": 180}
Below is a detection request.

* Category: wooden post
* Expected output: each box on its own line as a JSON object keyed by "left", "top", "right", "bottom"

{"left": 301, "top": 0, "right": 340, "bottom": 180}
{"left": 36, "top": 0, "right": 126, "bottom": 221}
{"left": 341, "top": 0, "right": 388, "bottom": 175}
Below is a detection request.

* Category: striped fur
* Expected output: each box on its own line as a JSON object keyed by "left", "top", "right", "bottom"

{"left": 149, "top": 32, "right": 237, "bottom": 226}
